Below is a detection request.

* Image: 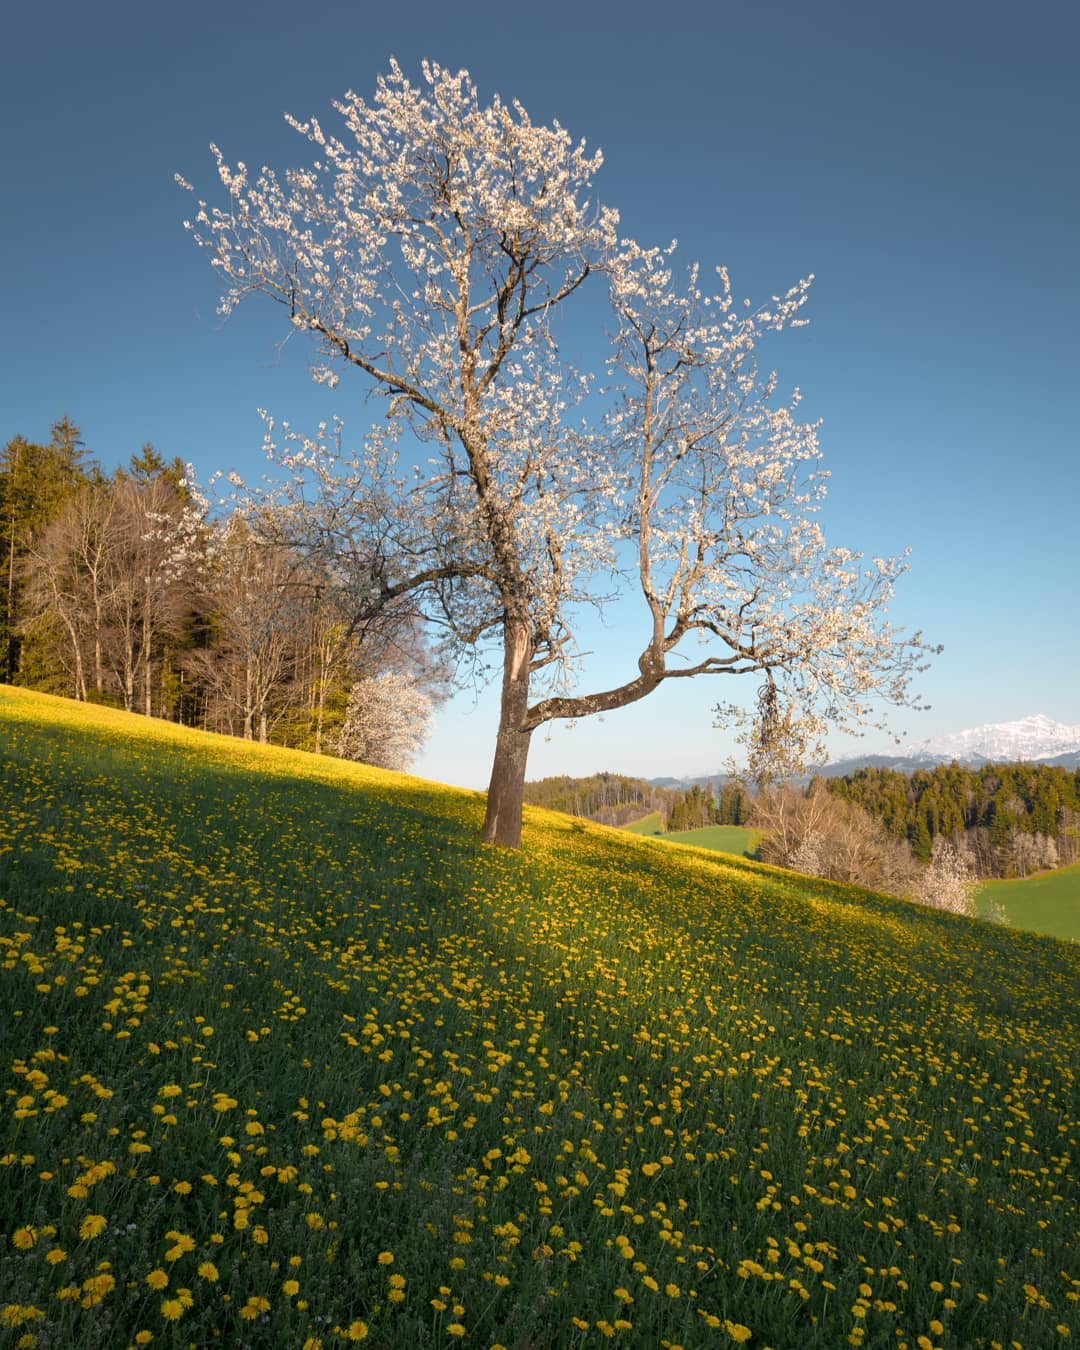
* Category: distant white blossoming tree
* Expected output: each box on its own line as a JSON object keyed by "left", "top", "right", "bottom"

{"left": 181, "top": 59, "right": 935, "bottom": 847}
{"left": 912, "top": 836, "right": 976, "bottom": 917}
{"left": 334, "top": 672, "right": 434, "bottom": 772}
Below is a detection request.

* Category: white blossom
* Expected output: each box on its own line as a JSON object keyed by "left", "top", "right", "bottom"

{"left": 185, "top": 60, "right": 937, "bottom": 846}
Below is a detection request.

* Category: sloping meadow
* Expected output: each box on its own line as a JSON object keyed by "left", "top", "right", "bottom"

{"left": 1, "top": 687, "right": 1077, "bottom": 1348}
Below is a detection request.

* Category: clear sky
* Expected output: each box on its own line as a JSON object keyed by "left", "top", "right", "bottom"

{"left": 3, "top": 0, "right": 1077, "bottom": 788}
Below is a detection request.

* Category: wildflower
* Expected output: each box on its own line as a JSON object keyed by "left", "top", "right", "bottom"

{"left": 12, "top": 1227, "right": 38, "bottom": 1251}
{"left": 164, "top": 1231, "right": 196, "bottom": 1261}
{"left": 377, "top": 1250, "right": 394, "bottom": 1265}
{"left": 79, "top": 1215, "right": 107, "bottom": 1240}
{"left": 160, "top": 1299, "right": 185, "bottom": 1322}
{"left": 146, "top": 1270, "right": 169, "bottom": 1291}
{"left": 197, "top": 1262, "right": 219, "bottom": 1282}
{"left": 346, "top": 1323, "right": 369, "bottom": 1341}
{"left": 282, "top": 1280, "right": 300, "bottom": 1297}
{"left": 1, "top": 1305, "right": 45, "bottom": 1328}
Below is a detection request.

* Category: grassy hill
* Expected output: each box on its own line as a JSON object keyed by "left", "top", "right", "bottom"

{"left": 975, "top": 863, "right": 1080, "bottom": 942}
{"left": 1, "top": 685, "right": 1077, "bottom": 1348}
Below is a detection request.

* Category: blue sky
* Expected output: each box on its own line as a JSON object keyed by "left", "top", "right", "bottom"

{"left": 4, "top": 0, "right": 1077, "bottom": 787}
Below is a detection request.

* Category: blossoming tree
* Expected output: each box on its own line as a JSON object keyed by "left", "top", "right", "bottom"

{"left": 181, "top": 59, "right": 934, "bottom": 847}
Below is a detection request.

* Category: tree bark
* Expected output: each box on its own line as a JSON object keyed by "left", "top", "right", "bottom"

{"left": 143, "top": 595, "right": 153, "bottom": 717}
{"left": 482, "top": 618, "right": 534, "bottom": 848}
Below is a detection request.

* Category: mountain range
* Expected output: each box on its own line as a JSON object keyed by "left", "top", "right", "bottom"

{"left": 651, "top": 714, "right": 1080, "bottom": 788}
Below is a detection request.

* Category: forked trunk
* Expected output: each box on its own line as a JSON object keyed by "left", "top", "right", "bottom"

{"left": 482, "top": 618, "right": 534, "bottom": 849}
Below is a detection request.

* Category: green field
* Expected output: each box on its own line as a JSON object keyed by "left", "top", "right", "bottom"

{"left": 1, "top": 686, "right": 1078, "bottom": 1348}
{"left": 664, "top": 825, "right": 761, "bottom": 859}
{"left": 976, "top": 862, "right": 1080, "bottom": 942}
{"left": 623, "top": 811, "right": 666, "bottom": 836}
{"left": 623, "top": 818, "right": 760, "bottom": 860}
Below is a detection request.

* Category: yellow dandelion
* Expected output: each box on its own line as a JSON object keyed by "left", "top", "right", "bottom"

{"left": 146, "top": 1270, "right": 169, "bottom": 1291}
{"left": 197, "top": 1262, "right": 219, "bottom": 1282}
{"left": 78, "top": 1215, "right": 107, "bottom": 1240}
{"left": 346, "top": 1322, "right": 369, "bottom": 1341}
{"left": 377, "top": 1250, "right": 394, "bottom": 1266}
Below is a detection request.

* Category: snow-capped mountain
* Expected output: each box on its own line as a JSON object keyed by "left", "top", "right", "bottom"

{"left": 649, "top": 715, "right": 1080, "bottom": 788}
{"left": 905, "top": 714, "right": 1080, "bottom": 765}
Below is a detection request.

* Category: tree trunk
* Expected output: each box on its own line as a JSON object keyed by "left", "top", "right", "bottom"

{"left": 143, "top": 599, "right": 153, "bottom": 717}
{"left": 5, "top": 490, "right": 16, "bottom": 683}
{"left": 482, "top": 618, "right": 534, "bottom": 848}
{"left": 243, "top": 661, "right": 254, "bottom": 739}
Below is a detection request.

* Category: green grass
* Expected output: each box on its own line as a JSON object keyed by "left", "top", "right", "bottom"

{"left": 664, "top": 825, "right": 761, "bottom": 859}
{"left": 1, "top": 685, "right": 1078, "bottom": 1348}
{"left": 622, "top": 817, "right": 760, "bottom": 860}
{"left": 622, "top": 810, "right": 666, "bottom": 836}
{"left": 975, "top": 862, "right": 1080, "bottom": 942}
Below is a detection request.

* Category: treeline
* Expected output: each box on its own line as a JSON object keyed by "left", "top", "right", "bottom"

{"left": 523, "top": 773, "right": 746, "bottom": 831}
{"left": 825, "top": 762, "right": 1080, "bottom": 878}
{"left": 665, "top": 781, "right": 747, "bottom": 831}
{"left": 1, "top": 420, "right": 438, "bottom": 759}
{"left": 524, "top": 772, "right": 668, "bottom": 827}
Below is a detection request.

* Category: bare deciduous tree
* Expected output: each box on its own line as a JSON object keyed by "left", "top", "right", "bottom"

{"left": 189, "top": 516, "right": 308, "bottom": 741}
{"left": 751, "top": 781, "right": 919, "bottom": 893}
{"left": 22, "top": 483, "right": 119, "bottom": 701}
